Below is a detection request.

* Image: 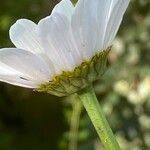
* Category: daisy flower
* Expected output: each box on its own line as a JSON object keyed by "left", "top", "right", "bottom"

{"left": 0, "top": 0, "right": 130, "bottom": 96}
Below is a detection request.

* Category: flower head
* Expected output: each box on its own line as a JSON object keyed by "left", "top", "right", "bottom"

{"left": 0, "top": 0, "right": 130, "bottom": 96}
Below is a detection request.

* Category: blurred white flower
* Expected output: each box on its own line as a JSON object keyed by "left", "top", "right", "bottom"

{"left": 114, "top": 80, "right": 130, "bottom": 96}
{"left": 108, "top": 37, "right": 125, "bottom": 62}
{"left": 114, "top": 76, "right": 150, "bottom": 104}
{"left": 0, "top": 0, "right": 129, "bottom": 95}
{"left": 128, "top": 76, "right": 150, "bottom": 104}
{"left": 138, "top": 76, "right": 150, "bottom": 100}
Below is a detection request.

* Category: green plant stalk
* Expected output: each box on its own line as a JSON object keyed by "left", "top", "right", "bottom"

{"left": 71, "top": 0, "right": 78, "bottom": 6}
{"left": 69, "top": 95, "right": 82, "bottom": 150}
{"left": 78, "top": 85, "right": 120, "bottom": 150}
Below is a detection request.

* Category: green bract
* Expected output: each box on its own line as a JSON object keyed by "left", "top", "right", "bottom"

{"left": 37, "top": 48, "right": 111, "bottom": 97}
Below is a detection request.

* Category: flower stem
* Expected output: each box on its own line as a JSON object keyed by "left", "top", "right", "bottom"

{"left": 77, "top": 85, "right": 120, "bottom": 150}
{"left": 71, "top": 0, "right": 78, "bottom": 6}
{"left": 69, "top": 95, "right": 82, "bottom": 150}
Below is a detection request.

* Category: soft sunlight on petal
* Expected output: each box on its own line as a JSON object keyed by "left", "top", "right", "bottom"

{"left": 38, "top": 13, "right": 82, "bottom": 73}
{"left": 72, "top": 0, "right": 130, "bottom": 54}
{"left": 52, "top": 0, "right": 74, "bottom": 21}
{"left": 104, "top": 0, "right": 130, "bottom": 47}
{"left": 0, "top": 63, "right": 37, "bottom": 88}
{"left": 71, "top": 0, "right": 98, "bottom": 59}
{"left": 0, "top": 48, "right": 52, "bottom": 82}
{"left": 0, "top": 74, "right": 37, "bottom": 88}
{"left": 9, "top": 19, "right": 44, "bottom": 54}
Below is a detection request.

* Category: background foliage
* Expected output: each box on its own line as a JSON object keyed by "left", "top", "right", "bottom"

{"left": 0, "top": 0, "right": 149, "bottom": 150}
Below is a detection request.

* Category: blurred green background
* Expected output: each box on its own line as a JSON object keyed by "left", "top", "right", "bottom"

{"left": 0, "top": 0, "right": 150, "bottom": 150}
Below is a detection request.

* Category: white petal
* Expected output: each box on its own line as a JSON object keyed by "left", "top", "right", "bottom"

{"left": 104, "top": 0, "right": 130, "bottom": 47}
{"left": 71, "top": 0, "right": 98, "bottom": 58}
{"left": 52, "top": 0, "right": 74, "bottom": 21}
{"left": 94, "top": 0, "right": 120, "bottom": 50}
{"left": 0, "top": 74, "right": 37, "bottom": 88}
{"left": 9, "top": 19, "right": 44, "bottom": 54}
{"left": 0, "top": 62, "right": 18, "bottom": 75}
{"left": 0, "top": 63, "right": 37, "bottom": 88}
{"left": 38, "top": 13, "right": 81, "bottom": 73}
{"left": 72, "top": 0, "right": 129, "bottom": 55}
{"left": 0, "top": 48, "right": 52, "bottom": 83}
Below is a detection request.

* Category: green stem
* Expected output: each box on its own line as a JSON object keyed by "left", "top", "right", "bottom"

{"left": 77, "top": 85, "right": 120, "bottom": 150}
{"left": 71, "top": 0, "right": 78, "bottom": 6}
{"left": 69, "top": 95, "right": 82, "bottom": 150}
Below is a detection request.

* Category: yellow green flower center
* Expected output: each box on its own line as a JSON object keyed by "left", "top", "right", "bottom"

{"left": 36, "top": 47, "right": 111, "bottom": 97}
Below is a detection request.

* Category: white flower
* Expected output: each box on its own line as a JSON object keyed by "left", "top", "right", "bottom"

{"left": 0, "top": 0, "right": 130, "bottom": 95}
